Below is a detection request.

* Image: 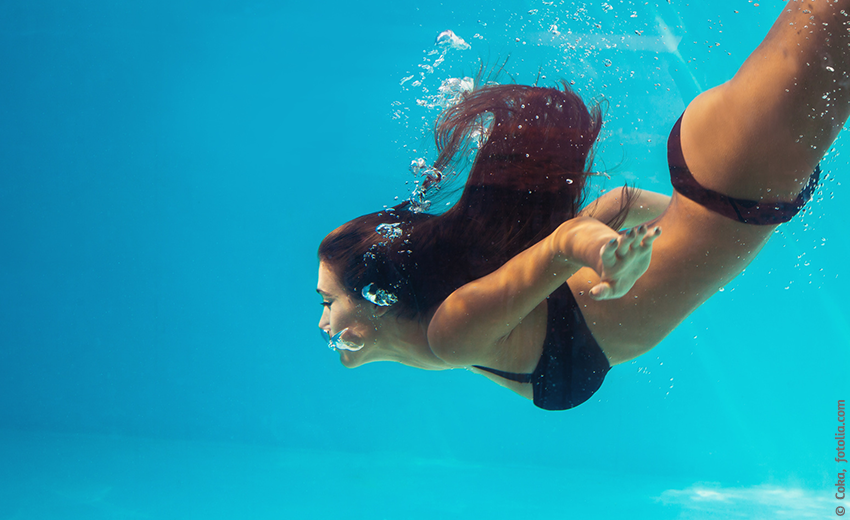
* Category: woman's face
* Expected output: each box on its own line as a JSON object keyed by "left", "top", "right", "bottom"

{"left": 316, "top": 262, "right": 380, "bottom": 365}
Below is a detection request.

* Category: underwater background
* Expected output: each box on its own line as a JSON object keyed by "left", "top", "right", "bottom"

{"left": 1, "top": 0, "right": 848, "bottom": 518}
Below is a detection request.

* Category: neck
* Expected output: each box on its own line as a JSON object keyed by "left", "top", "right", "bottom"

{"left": 340, "top": 310, "right": 450, "bottom": 370}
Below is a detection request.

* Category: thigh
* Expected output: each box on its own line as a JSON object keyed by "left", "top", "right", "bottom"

{"left": 681, "top": 0, "right": 850, "bottom": 202}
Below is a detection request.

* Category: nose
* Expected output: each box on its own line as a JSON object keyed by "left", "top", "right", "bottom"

{"left": 318, "top": 312, "right": 330, "bottom": 332}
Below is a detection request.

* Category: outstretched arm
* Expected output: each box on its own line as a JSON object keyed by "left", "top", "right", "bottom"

{"left": 427, "top": 217, "right": 660, "bottom": 366}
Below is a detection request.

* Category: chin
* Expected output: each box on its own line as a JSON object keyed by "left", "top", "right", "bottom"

{"left": 339, "top": 351, "right": 364, "bottom": 369}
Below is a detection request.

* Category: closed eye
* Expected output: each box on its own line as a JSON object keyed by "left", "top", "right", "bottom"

{"left": 321, "top": 301, "right": 331, "bottom": 308}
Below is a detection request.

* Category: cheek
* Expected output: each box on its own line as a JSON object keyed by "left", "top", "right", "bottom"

{"left": 328, "top": 305, "right": 353, "bottom": 331}
{"left": 332, "top": 303, "right": 371, "bottom": 333}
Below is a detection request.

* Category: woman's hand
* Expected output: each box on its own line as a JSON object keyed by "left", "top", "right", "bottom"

{"left": 589, "top": 225, "right": 661, "bottom": 300}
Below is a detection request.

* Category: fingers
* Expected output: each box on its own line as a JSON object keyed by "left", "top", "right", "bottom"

{"left": 614, "top": 227, "right": 635, "bottom": 250}
{"left": 592, "top": 225, "right": 661, "bottom": 301}
{"left": 589, "top": 282, "right": 612, "bottom": 300}
{"left": 611, "top": 225, "right": 660, "bottom": 257}
{"left": 600, "top": 237, "right": 619, "bottom": 263}
{"left": 638, "top": 226, "right": 661, "bottom": 248}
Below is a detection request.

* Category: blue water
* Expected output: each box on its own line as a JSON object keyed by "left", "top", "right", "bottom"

{"left": 1, "top": 1, "right": 848, "bottom": 518}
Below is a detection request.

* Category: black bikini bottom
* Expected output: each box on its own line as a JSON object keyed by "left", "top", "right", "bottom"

{"left": 668, "top": 115, "right": 820, "bottom": 225}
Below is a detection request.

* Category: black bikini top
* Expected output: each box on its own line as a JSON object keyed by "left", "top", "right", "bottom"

{"left": 473, "top": 284, "right": 610, "bottom": 411}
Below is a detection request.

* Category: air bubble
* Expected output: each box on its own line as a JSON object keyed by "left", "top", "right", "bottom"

{"left": 375, "top": 223, "right": 403, "bottom": 241}
{"left": 324, "top": 328, "right": 364, "bottom": 352}
{"left": 362, "top": 284, "right": 398, "bottom": 307}
{"left": 435, "top": 30, "right": 471, "bottom": 50}
{"left": 410, "top": 158, "right": 427, "bottom": 174}
{"left": 415, "top": 77, "right": 474, "bottom": 110}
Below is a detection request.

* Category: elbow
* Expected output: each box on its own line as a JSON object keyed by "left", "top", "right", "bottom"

{"left": 621, "top": 190, "right": 671, "bottom": 228}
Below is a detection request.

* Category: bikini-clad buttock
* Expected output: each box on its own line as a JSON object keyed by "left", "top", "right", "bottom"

{"left": 565, "top": 112, "right": 824, "bottom": 366}
{"left": 668, "top": 115, "right": 820, "bottom": 225}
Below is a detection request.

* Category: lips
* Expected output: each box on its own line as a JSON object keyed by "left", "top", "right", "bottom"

{"left": 320, "top": 328, "right": 364, "bottom": 352}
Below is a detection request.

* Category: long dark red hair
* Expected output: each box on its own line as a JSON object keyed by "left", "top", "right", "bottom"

{"left": 319, "top": 82, "right": 631, "bottom": 318}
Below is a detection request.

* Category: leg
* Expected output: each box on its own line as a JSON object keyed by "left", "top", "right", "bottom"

{"left": 570, "top": 0, "right": 850, "bottom": 364}
{"left": 682, "top": 0, "right": 850, "bottom": 201}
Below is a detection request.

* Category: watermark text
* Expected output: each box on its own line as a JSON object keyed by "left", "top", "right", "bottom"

{"left": 837, "top": 399, "right": 846, "bottom": 516}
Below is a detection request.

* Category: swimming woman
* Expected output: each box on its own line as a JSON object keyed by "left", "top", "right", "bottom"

{"left": 317, "top": 0, "right": 850, "bottom": 410}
